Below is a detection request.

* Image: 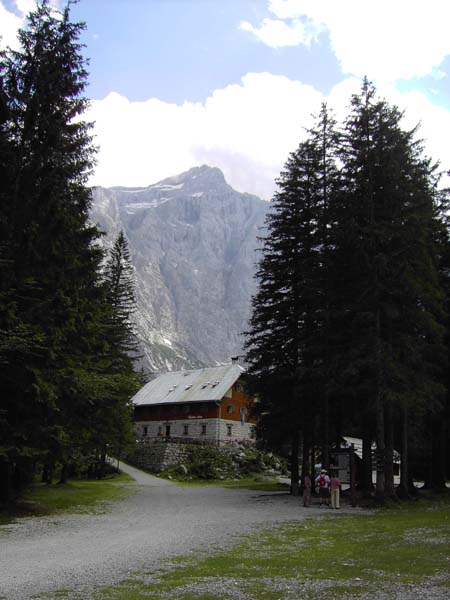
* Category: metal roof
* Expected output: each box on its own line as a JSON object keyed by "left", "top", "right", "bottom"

{"left": 342, "top": 436, "right": 400, "bottom": 462}
{"left": 132, "top": 364, "right": 245, "bottom": 406}
{"left": 342, "top": 436, "right": 363, "bottom": 459}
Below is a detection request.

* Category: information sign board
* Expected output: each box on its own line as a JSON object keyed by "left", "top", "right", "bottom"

{"left": 330, "top": 450, "right": 352, "bottom": 484}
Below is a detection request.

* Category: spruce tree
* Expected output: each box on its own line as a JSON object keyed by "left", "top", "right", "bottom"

{"left": 245, "top": 105, "right": 340, "bottom": 493}
{"left": 104, "top": 230, "right": 140, "bottom": 363}
{"left": 337, "top": 80, "right": 448, "bottom": 499}
{"left": 92, "top": 230, "right": 141, "bottom": 470}
{"left": 0, "top": 2, "right": 139, "bottom": 497}
{"left": 246, "top": 84, "right": 448, "bottom": 501}
{"left": 424, "top": 199, "right": 450, "bottom": 490}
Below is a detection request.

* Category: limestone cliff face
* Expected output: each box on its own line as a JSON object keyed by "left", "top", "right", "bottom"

{"left": 90, "top": 165, "right": 269, "bottom": 372}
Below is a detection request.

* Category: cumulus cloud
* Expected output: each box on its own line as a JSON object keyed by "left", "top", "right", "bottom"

{"left": 0, "top": 2, "right": 24, "bottom": 50}
{"left": 243, "top": 0, "right": 450, "bottom": 83}
{"left": 87, "top": 73, "right": 324, "bottom": 198}
{"left": 381, "top": 86, "right": 450, "bottom": 181}
{"left": 240, "top": 17, "right": 321, "bottom": 48}
{"left": 1, "top": 0, "right": 449, "bottom": 198}
{"left": 87, "top": 72, "right": 450, "bottom": 199}
{"left": 15, "top": 0, "right": 37, "bottom": 15}
{"left": 0, "top": 1, "right": 60, "bottom": 50}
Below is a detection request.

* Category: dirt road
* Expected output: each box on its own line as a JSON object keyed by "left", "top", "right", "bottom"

{"left": 0, "top": 463, "right": 325, "bottom": 599}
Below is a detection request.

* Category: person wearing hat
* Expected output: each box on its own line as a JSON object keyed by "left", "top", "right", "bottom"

{"left": 315, "top": 468, "right": 330, "bottom": 507}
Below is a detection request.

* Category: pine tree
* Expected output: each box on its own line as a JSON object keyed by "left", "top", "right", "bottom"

{"left": 0, "top": 1, "right": 109, "bottom": 496}
{"left": 337, "top": 80, "right": 448, "bottom": 500}
{"left": 91, "top": 230, "right": 142, "bottom": 471}
{"left": 246, "top": 84, "right": 448, "bottom": 501}
{"left": 423, "top": 197, "right": 450, "bottom": 490}
{"left": 104, "top": 230, "right": 140, "bottom": 363}
{"left": 245, "top": 105, "right": 340, "bottom": 493}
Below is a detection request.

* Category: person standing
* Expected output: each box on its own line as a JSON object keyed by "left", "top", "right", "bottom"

{"left": 330, "top": 472, "right": 341, "bottom": 509}
{"left": 315, "top": 469, "right": 330, "bottom": 507}
{"left": 302, "top": 473, "right": 312, "bottom": 507}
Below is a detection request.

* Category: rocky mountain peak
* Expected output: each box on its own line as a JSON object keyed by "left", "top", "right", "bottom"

{"left": 147, "top": 165, "right": 229, "bottom": 197}
{"left": 90, "top": 165, "right": 269, "bottom": 372}
{"left": 175, "top": 164, "right": 226, "bottom": 185}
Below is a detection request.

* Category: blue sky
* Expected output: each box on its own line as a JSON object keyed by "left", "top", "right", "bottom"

{"left": 1, "top": 0, "right": 450, "bottom": 198}
{"left": 70, "top": 0, "right": 343, "bottom": 104}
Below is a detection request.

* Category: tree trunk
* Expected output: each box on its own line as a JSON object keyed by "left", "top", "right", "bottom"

{"left": 397, "top": 405, "right": 410, "bottom": 498}
{"left": 59, "top": 462, "right": 68, "bottom": 484}
{"left": 321, "top": 391, "right": 330, "bottom": 471}
{"left": 0, "top": 460, "right": 11, "bottom": 504}
{"left": 431, "top": 416, "right": 446, "bottom": 490}
{"left": 384, "top": 403, "right": 395, "bottom": 497}
{"left": 290, "top": 429, "right": 300, "bottom": 496}
{"left": 334, "top": 397, "right": 343, "bottom": 453}
{"left": 375, "top": 431, "right": 385, "bottom": 501}
{"left": 361, "top": 425, "right": 373, "bottom": 494}
{"left": 42, "top": 461, "right": 54, "bottom": 485}
{"left": 311, "top": 414, "right": 317, "bottom": 476}
{"left": 301, "top": 423, "right": 311, "bottom": 478}
{"left": 98, "top": 449, "right": 107, "bottom": 479}
{"left": 375, "top": 311, "right": 385, "bottom": 502}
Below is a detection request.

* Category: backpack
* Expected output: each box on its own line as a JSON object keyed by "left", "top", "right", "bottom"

{"left": 319, "top": 474, "right": 326, "bottom": 487}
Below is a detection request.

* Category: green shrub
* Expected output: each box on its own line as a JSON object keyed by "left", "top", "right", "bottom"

{"left": 157, "top": 444, "right": 286, "bottom": 482}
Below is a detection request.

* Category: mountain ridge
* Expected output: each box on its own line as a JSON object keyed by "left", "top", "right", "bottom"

{"left": 90, "top": 165, "right": 269, "bottom": 372}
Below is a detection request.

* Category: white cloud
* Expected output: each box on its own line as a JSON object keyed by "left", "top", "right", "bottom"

{"left": 0, "top": 1, "right": 60, "bottom": 50}
{"left": 87, "top": 74, "right": 324, "bottom": 199}
{"left": 1, "top": 0, "right": 449, "bottom": 199}
{"left": 0, "top": 2, "right": 24, "bottom": 50}
{"left": 382, "top": 86, "right": 450, "bottom": 181}
{"left": 243, "top": 0, "right": 450, "bottom": 83}
{"left": 87, "top": 73, "right": 450, "bottom": 199}
{"left": 240, "top": 17, "right": 320, "bottom": 48}
{"left": 15, "top": 0, "right": 36, "bottom": 15}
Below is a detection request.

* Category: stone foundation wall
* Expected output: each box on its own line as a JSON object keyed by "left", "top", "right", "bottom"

{"left": 128, "top": 442, "right": 191, "bottom": 472}
{"left": 135, "top": 418, "right": 256, "bottom": 445}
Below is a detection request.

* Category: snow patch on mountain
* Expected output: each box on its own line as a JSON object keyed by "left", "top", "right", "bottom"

{"left": 151, "top": 182, "right": 185, "bottom": 190}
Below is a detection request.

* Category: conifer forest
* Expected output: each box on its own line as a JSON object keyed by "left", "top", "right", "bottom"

{"left": 0, "top": 2, "right": 142, "bottom": 503}
{"left": 0, "top": 2, "right": 449, "bottom": 506}
{"left": 245, "top": 89, "right": 450, "bottom": 500}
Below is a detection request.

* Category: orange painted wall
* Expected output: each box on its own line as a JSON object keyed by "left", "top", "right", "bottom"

{"left": 221, "top": 384, "right": 257, "bottom": 424}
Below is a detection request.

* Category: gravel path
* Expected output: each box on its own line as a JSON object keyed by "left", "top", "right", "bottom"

{"left": 0, "top": 463, "right": 344, "bottom": 600}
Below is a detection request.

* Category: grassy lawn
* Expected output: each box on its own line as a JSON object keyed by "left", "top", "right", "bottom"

{"left": 217, "top": 476, "right": 289, "bottom": 492}
{"left": 89, "top": 494, "right": 450, "bottom": 600}
{"left": 0, "top": 471, "right": 133, "bottom": 526}
{"left": 161, "top": 472, "right": 290, "bottom": 493}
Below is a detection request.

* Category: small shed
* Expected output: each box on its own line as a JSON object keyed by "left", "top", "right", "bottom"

{"left": 341, "top": 436, "right": 401, "bottom": 484}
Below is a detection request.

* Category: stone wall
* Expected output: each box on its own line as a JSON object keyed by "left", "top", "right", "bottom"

{"left": 136, "top": 418, "right": 220, "bottom": 443}
{"left": 128, "top": 441, "right": 190, "bottom": 472}
{"left": 126, "top": 441, "right": 286, "bottom": 481}
{"left": 135, "top": 417, "right": 256, "bottom": 445}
